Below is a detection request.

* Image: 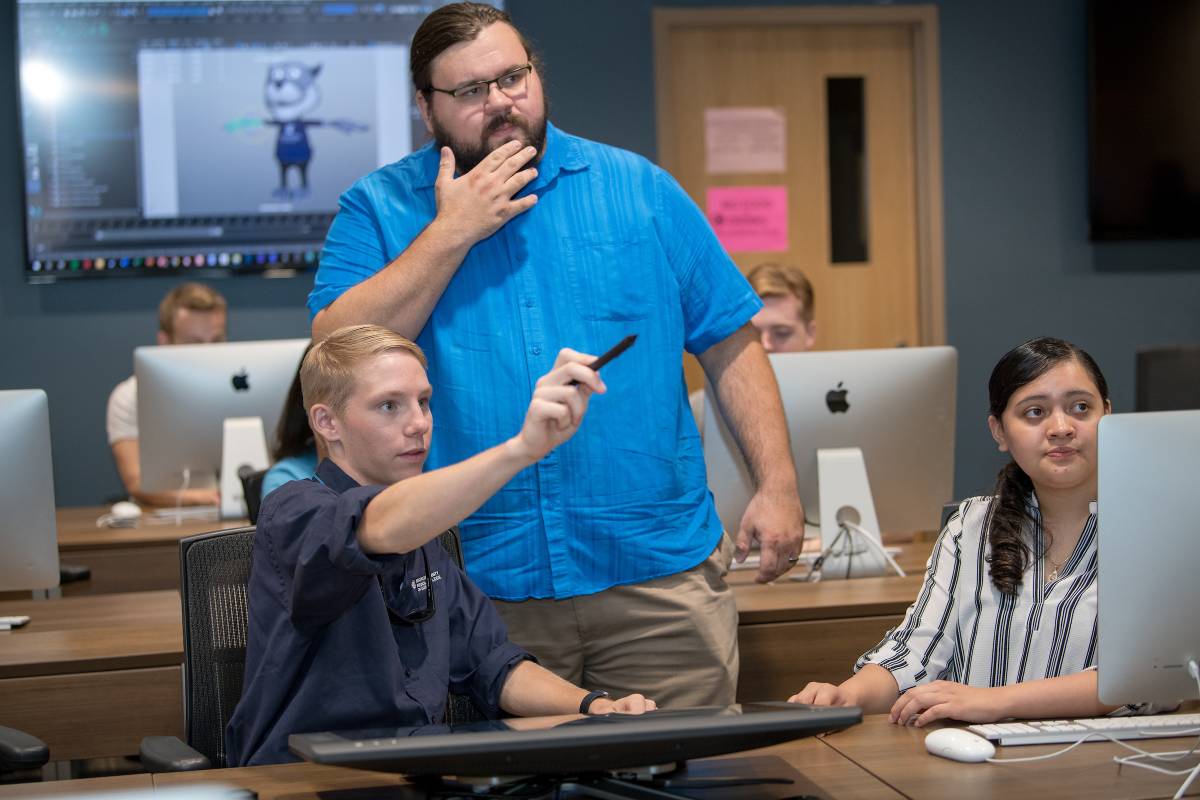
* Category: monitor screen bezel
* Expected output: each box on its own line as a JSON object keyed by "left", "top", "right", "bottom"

{"left": 288, "top": 703, "right": 862, "bottom": 777}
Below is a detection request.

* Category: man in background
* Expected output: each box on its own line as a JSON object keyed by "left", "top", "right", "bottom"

{"left": 106, "top": 282, "right": 227, "bottom": 507}
{"left": 746, "top": 262, "right": 817, "bottom": 354}
{"left": 692, "top": 263, "right": 817, "bottom": 433}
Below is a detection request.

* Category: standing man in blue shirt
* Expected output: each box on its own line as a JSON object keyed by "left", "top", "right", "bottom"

{"left": 227, "top": 325, "right": 653, "bottom": 766}
{"left": 309, "top": 3, "right": 805, "bottom": 707}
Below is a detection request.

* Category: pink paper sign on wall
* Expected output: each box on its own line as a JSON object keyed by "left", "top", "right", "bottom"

{"left": 706, "top": 186, "right": 789, "bottom": 253}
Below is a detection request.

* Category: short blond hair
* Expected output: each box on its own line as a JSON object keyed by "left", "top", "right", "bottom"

{"left": 301, "top": 324, "right": 428, "bottom": 416}
{"left": 158, "top": 282, "right": 227, "bottom": 335}
{"left": 745, "top": 263, "right": 815, "bottom": 323}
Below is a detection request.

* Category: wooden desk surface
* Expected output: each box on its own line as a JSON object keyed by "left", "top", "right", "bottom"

{"left": 7, "top": 716, "right": 1198, "bottom": 800}
{"left": 52, "top": 506, "right": 247, "bottom": 596}
{"left": 0, "top": 591, "right": 184, "bottom": 761}
{"left": 732, "top": 573, "right": 925, "bottom": 624}
{"left": 822, "top": 714, "right": 1200, "bottom": 799}
{"left": 0, "top": 774, "right": 154, "bottom": 797}
{"left": 0, "top": 591, "right": 181, "bottom": 679}
{"left": 56, "top": 506, "right": 245, "bottom": 551}
{"left": 149, "top": 734, "right": 901, "bottom": 800}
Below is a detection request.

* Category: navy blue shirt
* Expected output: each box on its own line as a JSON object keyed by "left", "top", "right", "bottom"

{"left": 225, "top": 459, "right": 531, "bottom": 766}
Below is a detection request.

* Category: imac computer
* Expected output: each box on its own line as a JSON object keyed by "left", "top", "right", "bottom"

{"left": 703, "top": 346, "right": 957, "bottom": 579}
{"left": 1097, "top": 410, "right": 1200, "bottom": 706}
{"left": 0, "top": 390, "right": 59, "bottom": 603}
{"left": 291, "top": 703, "right": 860, "bottom": 798}
{"left": 136, "top": 338, "right": 308, "bottom": 518}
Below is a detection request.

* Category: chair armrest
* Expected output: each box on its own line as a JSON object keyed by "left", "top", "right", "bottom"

{"left": 139, "top": 736, "right": 212, "bottom": 772}
{"left": 0, "top": 726, "right": 49, "bottom": 771}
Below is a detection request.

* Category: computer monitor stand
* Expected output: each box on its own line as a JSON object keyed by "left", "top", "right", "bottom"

{"left": 816, "top": 448, "right": 906, "bottom": 580}
{"left": 219, "top": 416, "right": 270, "bottom": 519}
{"left": 417, "top": 762, "right": 794, "bottom": 799}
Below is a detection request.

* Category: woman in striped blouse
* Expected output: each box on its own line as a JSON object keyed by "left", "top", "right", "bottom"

{"left": 790, "top": 337, "right": 1123, "bottom": 727}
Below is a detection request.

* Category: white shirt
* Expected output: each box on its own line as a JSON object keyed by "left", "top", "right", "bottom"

{"left": 106, "top": 376, "right": 138, "bottom": 445}
{"left": 857, "top": 495, "right": 1100, "bottom": 690}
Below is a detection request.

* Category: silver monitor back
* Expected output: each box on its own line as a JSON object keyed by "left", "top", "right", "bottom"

{"left": 1098, "top": 410, "right": 1200, "bottom": 705}
{"left": 0, "top": 389, "right": 59, "bottom": 592}
{"left": 703, "top": 346, "right": 957, "bottom": 537}
{"left": 136, "top": 338, "right": 309, "bottom": 492}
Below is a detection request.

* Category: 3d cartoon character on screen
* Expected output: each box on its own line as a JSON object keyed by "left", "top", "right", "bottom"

{"left": 261, "top": 61, "right": 367, "bottom": 198}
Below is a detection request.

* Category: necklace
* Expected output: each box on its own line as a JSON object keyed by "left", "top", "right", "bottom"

{"left": 1045, "top": 553, "right": 1065, "bottom": 583}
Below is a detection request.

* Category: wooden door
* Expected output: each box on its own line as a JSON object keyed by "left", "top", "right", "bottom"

{"left": 655, "top": 8, "right": 944, "bottom": 391}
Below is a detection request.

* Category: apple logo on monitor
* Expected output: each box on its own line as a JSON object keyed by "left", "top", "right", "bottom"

{"left": 826, "top": 382, "right": 849, "bottom": 413}
{"left": 231, "top": 370, "right": 250, "bottom": 392}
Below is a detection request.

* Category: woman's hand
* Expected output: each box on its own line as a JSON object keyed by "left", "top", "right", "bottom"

{"left": 789, "top": 682, "right": 858, "bottom": 707}
{"left": 888, "top": 681, "right": 1008, "bottom": 727}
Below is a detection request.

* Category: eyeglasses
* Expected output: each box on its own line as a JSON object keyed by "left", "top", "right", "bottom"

{"left": 379, "top": 548, "right": 436, "bottom": 625}
{"left": 427, "top": 64, "right": 532, "bottom": 103}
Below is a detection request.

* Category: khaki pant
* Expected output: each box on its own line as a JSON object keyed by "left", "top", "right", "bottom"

{"left": 492, "top": 534, "right": 739, "bottom": 708}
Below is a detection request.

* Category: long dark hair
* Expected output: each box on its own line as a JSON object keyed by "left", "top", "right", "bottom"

{"left": 985, "top": 337, "right": 1109, "bottom": 594}
{"left": 272, "top": 347, "right": 315, "bottom": 462}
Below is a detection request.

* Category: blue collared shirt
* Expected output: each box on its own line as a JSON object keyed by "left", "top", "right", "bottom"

{"left": 225, "top": 459, "right": 529, "bottom": 766}
{"left": 261, "top": 449, "right": 319, "bottom": 498}
{"left": 310, "top": 123, "right": 761, "bottom": 600}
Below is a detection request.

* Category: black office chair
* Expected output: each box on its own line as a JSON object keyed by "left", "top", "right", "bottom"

{"left": 140, "top": 525, "right": 483, "bottom": 772}
{"left": 236, "top": 467, "right": 268, "bottom": 524}
{"left": 1136, "top": 345, "right": 1200, "bottom": 412}
{"left": 0, "top": 726, "right": 50, "bottom": 782}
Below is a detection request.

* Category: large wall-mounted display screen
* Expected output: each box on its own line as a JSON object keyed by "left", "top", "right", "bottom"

{"left": 1089, "top": 0, "right": 1200, "bottom": 241}
{"left": 16, "top": 1, "right": 488, "bottom": 281}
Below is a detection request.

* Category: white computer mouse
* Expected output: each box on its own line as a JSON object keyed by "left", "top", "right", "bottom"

{"left": 110, "top": 501, "right": 143, "bottom": 521}
{"left": 923, "top": 727, "right": 996, "bottom": 762}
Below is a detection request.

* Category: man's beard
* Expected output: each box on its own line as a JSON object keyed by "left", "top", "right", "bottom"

{"left": 431, "top": 107, "right": 548, "bottom": 174}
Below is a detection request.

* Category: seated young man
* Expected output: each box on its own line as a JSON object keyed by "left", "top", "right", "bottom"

{"left": 107, "top": 281, "right": 227, "bottom": 507}
{"left": 226, "top": 324, "right": 654, "bottom": 766}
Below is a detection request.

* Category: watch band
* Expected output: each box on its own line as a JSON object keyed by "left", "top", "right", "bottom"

{"left": 578, "top": 689, "right": 611, "bottom": 715}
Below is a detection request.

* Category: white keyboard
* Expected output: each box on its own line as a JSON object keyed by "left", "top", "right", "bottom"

{"left": 968, "top": 713, "right": 1200, "bottom": 746}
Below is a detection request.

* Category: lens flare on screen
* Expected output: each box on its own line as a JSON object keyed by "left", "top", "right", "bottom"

{"left": 21, "top": 60, "right": 67, "bottom": 106}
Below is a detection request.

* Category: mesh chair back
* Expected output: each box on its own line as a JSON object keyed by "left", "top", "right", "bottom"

{"left": 1136, "top": 345, "right": 1200, "bottom": 412}
{"left": 179, "top": 525, "right": 484, "bottom": 765}
{"left": 179, "top": 527, "right": 255, "bottom": 769}
{"left": 436, "top": 527, "right": 489, "bottom": 726}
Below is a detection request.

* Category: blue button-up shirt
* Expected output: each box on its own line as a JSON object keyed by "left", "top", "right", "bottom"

{"left": 225, "top": 459, "right": 529, "bottom": 766}
{"left": 310, "top": 123, "right": 761, "bottom": 600}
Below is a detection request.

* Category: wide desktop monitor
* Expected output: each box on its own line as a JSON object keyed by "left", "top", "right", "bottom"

{"left": 15, "top": 0, "right": 495, "bottom": 282}
{"left": 1097, "top": 410, "right": 1200, "bottom": 706}
{"left": 0, "top": 389, "right": 59, "bottom": 593}
{"left": 135, "top": 338, "right": 308, "bottom": 514}
{"left": 703, "top": 346, "right": 956, "bottom": 578}
{"left": 291, "top": 703, "right": 860, "bottom": 797}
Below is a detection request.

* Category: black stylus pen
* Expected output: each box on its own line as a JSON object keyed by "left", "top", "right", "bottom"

{"left": 569, "top": 334, "right": 637, "bottom": 385}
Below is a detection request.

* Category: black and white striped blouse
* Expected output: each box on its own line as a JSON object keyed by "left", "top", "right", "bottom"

{"left": 855, "top": 495, "right": 1099, "bottom": 690}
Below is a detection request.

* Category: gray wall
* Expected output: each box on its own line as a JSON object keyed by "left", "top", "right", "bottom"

{"left": 2, "top": 0, "right": 1198, "bottom": 506}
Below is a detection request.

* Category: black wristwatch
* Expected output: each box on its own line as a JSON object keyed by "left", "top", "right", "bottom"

{"left": 579, "top": 689, "right": 611, "bottom": 714}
